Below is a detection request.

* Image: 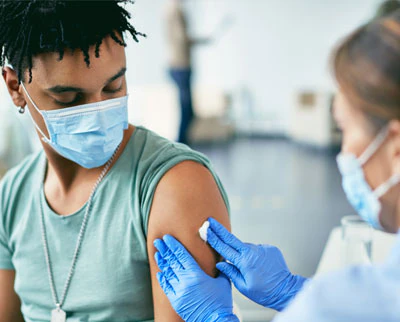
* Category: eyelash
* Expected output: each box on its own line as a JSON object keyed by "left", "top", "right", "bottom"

{"left": 55, "top": 86, "right": 123, "bottom": 107}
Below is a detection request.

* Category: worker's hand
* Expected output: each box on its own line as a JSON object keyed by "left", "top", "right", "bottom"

{"left": 206, "top": 218, "right": 308, "bottom": 312}
{"left": 154, "top": 235, "right": 239, "bottom": 322}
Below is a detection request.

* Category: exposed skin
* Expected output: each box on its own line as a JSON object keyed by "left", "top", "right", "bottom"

{"left": 334, "top": 91, "right": 400, "bottom": 233}
{"left": 0, "top": 33, "right": 230, "bottom": 321}
{"left": 0, "top": 270, "right": 24, "bottom": 322}
{"left": 3, "top": 34, "right": 132, "bottom": 216}
{"left": 147, "top": 160, "right": 231, "bottom": 321}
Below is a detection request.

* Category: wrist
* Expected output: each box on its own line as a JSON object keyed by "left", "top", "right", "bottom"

{"left": 283, "top": 275, "right": 309, "bottom": 310}
{"left": 261, "top": 274, "right": 308, "bottom": 312}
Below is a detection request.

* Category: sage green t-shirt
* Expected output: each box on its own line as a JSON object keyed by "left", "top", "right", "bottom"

{"left": 0, "top": 127, "right": 230, "bottom": 322}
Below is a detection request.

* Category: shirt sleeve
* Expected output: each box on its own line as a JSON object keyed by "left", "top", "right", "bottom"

{"left": 0, "top": 182, "right": 14, "bottom": 270}
{"left": 0, "top": 233, "right": 13, "bottom": 270}
{"left": 139, "top": 143, "right": 230, "bottom": 236}
{"left": 271, "top": 279, "right": 321, "bottom": 322}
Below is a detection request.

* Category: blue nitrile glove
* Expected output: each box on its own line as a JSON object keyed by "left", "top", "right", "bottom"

{"left": 154, "top": 235, "right": 239, "bottom": 322}
{"left": 206, "top": 218, "right": 308, "bottom": 311}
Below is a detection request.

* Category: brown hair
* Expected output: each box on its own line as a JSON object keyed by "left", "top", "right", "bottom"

{"left": 333, "top": 11, "right": 400, "bottom": 129}
{"left": 374, "top": 0, "right": 400, "bottom": 20}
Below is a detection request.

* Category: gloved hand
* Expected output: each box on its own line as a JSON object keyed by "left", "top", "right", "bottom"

{"left": 206, "top": 218, "right": 308, "bottom": 311}
{"left": 154, "top": 235, "right": 239, "bottom": 322}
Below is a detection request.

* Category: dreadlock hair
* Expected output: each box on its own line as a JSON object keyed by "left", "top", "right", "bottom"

{"left": 0, "top": 0, "right": 145, "bottom": 83}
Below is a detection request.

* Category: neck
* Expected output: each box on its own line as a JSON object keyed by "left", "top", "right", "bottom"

{"left": 42, "top": 125, "right": 135, "bottom": 196}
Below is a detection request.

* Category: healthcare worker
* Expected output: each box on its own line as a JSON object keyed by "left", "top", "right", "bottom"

{"left": 154, "top": 11, "right": 400, "bottom": 322}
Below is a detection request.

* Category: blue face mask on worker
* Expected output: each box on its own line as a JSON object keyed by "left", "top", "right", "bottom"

{"left": 21, "top": 82, "right": 129, "bottom": 169}
{"left": 337, "top": 127, "right": 400, "bottom": 230}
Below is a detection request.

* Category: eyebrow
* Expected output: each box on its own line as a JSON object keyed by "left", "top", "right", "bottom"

{"left": 46, "top": 67, "right": 127, "bottom": 94}
{"left": 105, "top": 67, "right": 127, "bottom": 85}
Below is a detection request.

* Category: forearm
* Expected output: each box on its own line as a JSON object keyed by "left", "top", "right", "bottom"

{"left": 0, "top": 311, "right": 24, "bottom": 322}
{"left": 0, "top": 270, "right": 25, "bottom": 322}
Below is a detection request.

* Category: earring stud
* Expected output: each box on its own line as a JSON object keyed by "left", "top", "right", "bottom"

{"left": 19, "top": 106, "right": 25, "bottom": 114}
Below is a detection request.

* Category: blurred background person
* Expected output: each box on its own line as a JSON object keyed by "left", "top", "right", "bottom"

{"left": 164, "top": 0, "right": 213, "bottom": 144}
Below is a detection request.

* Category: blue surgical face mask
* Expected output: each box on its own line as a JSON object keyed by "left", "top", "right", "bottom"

{"left": 337, "top": 127, "right": 400, "bottom": 230}
{"left": 21, "top": 82, "right": 129, "bottom": 169}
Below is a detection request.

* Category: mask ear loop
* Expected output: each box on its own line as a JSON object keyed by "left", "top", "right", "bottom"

{"left": 374, "top": 174, "right": 400, "bottom": 199}
{"left": 20, "top": 82, "right": 50, "bottom": 142}
{"left": 359, "top": 126, "right": 390, "bottom": 166}
{"left": 361, "top": 126, "right": 400, "bottom": 199}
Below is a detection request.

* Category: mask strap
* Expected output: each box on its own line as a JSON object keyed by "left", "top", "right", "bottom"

{"left": 374, "top": 174, "right": 400, "bottom": 199}
{"left": 20, "top": 82, "right": 50, "bottom": 141}
{"left": 359, "top": 126, "right": 389, "bottom": 166}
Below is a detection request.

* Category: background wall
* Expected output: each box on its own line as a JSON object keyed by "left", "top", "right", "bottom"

{"left": 125, "top": 0, "right": 384, "bottom": 135}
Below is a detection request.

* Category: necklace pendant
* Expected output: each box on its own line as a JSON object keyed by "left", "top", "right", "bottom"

{"left": 51, "top": 307, "right": 66, "bottom": 322}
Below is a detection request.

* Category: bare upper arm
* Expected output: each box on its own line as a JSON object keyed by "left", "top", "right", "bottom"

{"left": 0, "top": 269, "right": 24, "bottom": 322}
{"left": 147, "top": 161, "right": 231, "bottom": 322}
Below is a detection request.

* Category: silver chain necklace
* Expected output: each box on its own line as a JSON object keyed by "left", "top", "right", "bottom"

{"left": 39, "top": 145, "right": 121, "bottom": 322}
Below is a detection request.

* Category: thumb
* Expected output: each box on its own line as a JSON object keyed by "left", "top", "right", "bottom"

{"left": 216, "top": 262, "right": 244, "bottom": 287}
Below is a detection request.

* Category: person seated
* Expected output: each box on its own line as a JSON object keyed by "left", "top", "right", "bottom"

{"left": 0, "top": 1, "right": 231, "bottom": 321}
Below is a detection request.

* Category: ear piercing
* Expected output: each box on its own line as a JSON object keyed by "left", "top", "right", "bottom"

{"left": 19, "top": 106, "right": 25, "bottom": 114}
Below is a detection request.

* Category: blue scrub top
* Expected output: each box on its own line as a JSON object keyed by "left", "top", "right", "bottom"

{"left": 274, "top": 231, "right": 400, "bottom": 322}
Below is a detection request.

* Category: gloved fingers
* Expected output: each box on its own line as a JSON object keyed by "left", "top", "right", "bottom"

{"left": 216, "top": 262, "right": 245, "bottom": 288}
{"left": 216, "top": 272, "right": 234, "bottom": 292}
{"left": 207, "top": 228, "right": 241, "bottom": 266}
{"left": 155, "top": 252, "right": 179, "bottom": 282}
{"left": 208, "top": 218, "right": 244, "bottom": 252}
{"left": 154, "top": 239, "right": 169, "bottom": 257}
{"left": 163, "top": 235, "right": 200, "bottom": 271}
{"left": 166, "top": 270, "right": 183, "bottom": 291}
{"left": 154, "top": 238, "right": 183, "bottom": 270}
{"left": 217, "top": 271, "right": 231, "bottom": 284}
{"left": 155, "top": 251, "right": 168, "bottom": 271}
{"left": 157, "top": 272, "right": 176, "bottom": 296}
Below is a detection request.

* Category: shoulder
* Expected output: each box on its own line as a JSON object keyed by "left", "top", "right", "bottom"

{"left": 131, "top": 128, "right": 230, "bottom": 233}
{"left": 0, "top": 151, "right": 43, "bottom": 200}
{"left": 278, "top": 265, "right": 400, "bottom": 321}
{"left": 131, "top": 127, "right": 212, "bottom": 175}
{"left": 0, "top": 151, "right": 43, "bottom": 233}
{"left": 155, "top": 159, "right": 221, "bottom": 203}
{"left": 150, "top": 159, "right": 230, "bottom": 239}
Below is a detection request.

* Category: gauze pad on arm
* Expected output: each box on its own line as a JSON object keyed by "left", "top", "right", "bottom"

{"left": 199, "top": 221, "right": 210, "bottom": 242}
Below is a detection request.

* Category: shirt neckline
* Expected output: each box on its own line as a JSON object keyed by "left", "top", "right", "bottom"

{"left": 38, "top": 128, "right": 139, "bottom": 219}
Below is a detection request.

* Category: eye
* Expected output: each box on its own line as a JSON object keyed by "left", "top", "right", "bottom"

{"left": 54, "top": 93, "right": 83, "bottom": 107}
{"left": 103, "top": 85, "right": 123, "bottom": 94}
{"left": 103, "top": 79, "right": 123, "bottom": 94}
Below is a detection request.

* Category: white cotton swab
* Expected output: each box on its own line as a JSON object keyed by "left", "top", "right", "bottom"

{"left": 198, "top": 221, "right": 210, "bottom": 242}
